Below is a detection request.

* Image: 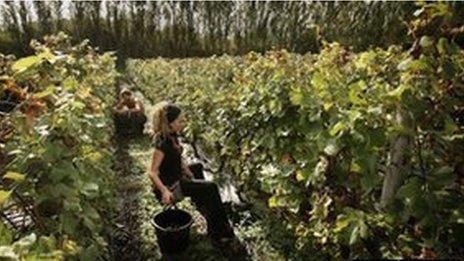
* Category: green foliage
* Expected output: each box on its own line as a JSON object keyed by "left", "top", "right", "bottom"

{"left": 1, "top": 33, "right": 118, "bottom": 259}
{"left": 127, "top": 4, "right": 463, "bottom": 258}
{"left": 0, "top": 223, "right": 74, "bottom": 260}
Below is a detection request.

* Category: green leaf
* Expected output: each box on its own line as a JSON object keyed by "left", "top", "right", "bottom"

{"left": 419, "top": 36, "right": 434, "bottom": 48}
{"left": 35, "top": 85, "right": 56, "bottom": 99}
{"left": 434, "top": 166, "right": 454, "bottom": 176}
{"left": 349, "top": 226, "right": 359, "bottom": 245}
{"left": 63, "top": 77, "right": 78, "bottom": 91}
{"left": 396, "top": 178, "right": 422, "bottom": 200}
{"left": 3, "top": 171, "right": 25, "bottom": 182}
{"left": 441, "top": 60, "right": 456, "bottom": 80}
{"left": 83, "top": 217, "right": 97, "bottom": 231}
{"left": 348, "top": 80, "right": 367, "bottom": 105}
{"left": 64, "top": 201, "right": 82, "bottom": 213}
{"left": 71, "top": 101, "right": 85, "bottom": 110}
{"left": 334, "top": 216, "right": 351, "bottom": 233}
{"left": 0, "top": 246, "right": 17, "bottom": 260}
{"left": 81, "top": 183, "right": 99, "bottom": 198}
{"left": 410, "top": 195, "right": 429, "bottom": 217}
{"left": 81, "top": 244, "right": 99, "bottom": 261}
{"left": 13, "top": 233, "right": 37, "bottom": 250}
{"left": 359, "top": 155, "right": 379, "bottom": 191}
{"left": 388, "top": 84, "right": 410, "bottom": 99}
{"left": 0, "top": 190, "right": 12, "bottom": 205}
{"left": 397, "top": 57, "right": 413, "bottom": 71}
{"left": 0, "top": 223, "right": 13, "bottom": 245}
{"left": 413, "top": 8, "right": 424, "bottom": 17}
{"left": 428, "top": 166, "right": 455, "bottom": 189}
{"left": 409, "top": 57, "right": 433, "bottom": 72}
{"left": 329, "top": 121, "right": 346, "bottom": 136}
{"left": 444, "top": 117, "right": 458, "bottom": 134}
{"left": 359, "top": 221, "right": 368, "bottom": 238}
{"left": 437, "top": 38, "right": 449, "bottom": 55}
{"left": 289, "top": 88, "right": 304, "bottom": 106}
{"left": 61, "top": 213, "right": 79, "bottom": 234}
{"left": 324, "top": 140, "right": 340, "bottom": 156}
{"left": 296, "top": 170, "right": 307, "bottom": 182}
{"left": 82, "top": 204, "right": 100, "bottom": 220}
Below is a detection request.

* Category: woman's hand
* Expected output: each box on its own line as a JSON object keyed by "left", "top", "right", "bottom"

{"left": 162, "top": 189, "right": 174, "bottom": 205}
{"left": 181, "top": 160, "right": 194, "bottom": 180}
{"left": 184, "top": 170, "right": 194, "bottom": 180}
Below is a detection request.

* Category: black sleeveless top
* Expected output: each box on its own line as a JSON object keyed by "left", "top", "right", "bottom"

{"left": 153, "top": 133, "right": 183, "bottom": 187}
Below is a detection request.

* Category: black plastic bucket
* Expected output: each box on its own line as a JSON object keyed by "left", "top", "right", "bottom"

{"left": 151, "top": 206, "right": 193, "bottom": 254}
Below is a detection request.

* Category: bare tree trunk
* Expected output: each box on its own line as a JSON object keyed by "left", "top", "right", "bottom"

{"left": 89, "top": 1, "right": 101, "bottom": 47}
{"left": 53, "top": 2, "right": 63, "bottom": 33}
{"left": 4, "top": 2, "right": 21, "bottom": 42}
{"left": 380, "top": 106, "right": 413, "bottom": 208}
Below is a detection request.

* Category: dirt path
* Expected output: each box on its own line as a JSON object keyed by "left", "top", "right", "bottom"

{"left": 110, "top": 138, "right": 145, "bottom": 260}
{"left": 108, "top": 83, "right": 146, "bottom": 260}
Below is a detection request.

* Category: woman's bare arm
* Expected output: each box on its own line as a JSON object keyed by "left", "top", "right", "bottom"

{"left": 150, "top": 149, "right": 174, "bottom": 204}
{"left": 149, "top": 149, "right": 169, "bottom": 193}
{"left": 135, "top": 99, "right": 144, "bottom": 112}
{"left": 112, "top": 101, "right": 126, "bottom": 115}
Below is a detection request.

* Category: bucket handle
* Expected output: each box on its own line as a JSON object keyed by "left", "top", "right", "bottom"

{"left": 154, "top": 203, "right": 193, "bottom": 232}
{"left": 163, "top": 203, "right": 178, "bottom": 211}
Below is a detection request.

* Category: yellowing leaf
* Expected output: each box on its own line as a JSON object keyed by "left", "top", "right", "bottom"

{"left": 12, "top": 55, "right": 41, "bottom": 72}
{"left": 87, "top": 152, "right": 102, "bottom": 162}
{"left": 334, "top": 217, "right": 351, "bottom": 233}
{"left": 350, "top": 162, "right": 361, "bottom": 173}
{"left": 63, "top": 239, "right": 79, "bottom": 255}
{"left": 39, "top": 50, "right": 57, "bottom": 63}
{"left": 329, "top": 122, "right": 346, "bottom": 136}
{"left": 296, "top": 170, "right": 306, "bottom": 182}
{"left": 35, "top": 85, "right": 56, "bottom": 99}
{"left": 3, "top": 171, "right": 25, "bottom": 182}
{"left": 0, "top": 190, "right": 12, "bottom": 205}
{"left": 12, "top": 51, "right": 56, "bottom": 73}
{"left": 388, "top": 84, "right": 410, "bottom": 99}
{"left": 349, "top": 89, "right": 366, "bottom": 105}
{"left": 63, "top": 77, "right": 78, "bottom": 90}
{"left": 323, "top": 102, "right": 333, "bottom": 111}
{"left": 268, "top": 196, "right": 279, "bottom": 208}
{"left": 289, "top": 88, "right": 303, "bottom": 106}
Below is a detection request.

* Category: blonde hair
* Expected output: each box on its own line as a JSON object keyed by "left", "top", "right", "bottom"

{"left": 152, "top": 101, "right": 172, "bottom": 138}
{"left": 119, "top": 88, "right": 132, "bottom": 100}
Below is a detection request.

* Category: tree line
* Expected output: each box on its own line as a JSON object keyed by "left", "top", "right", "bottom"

{"left": 0, "top": 1, "right": 461, "bottom": 59}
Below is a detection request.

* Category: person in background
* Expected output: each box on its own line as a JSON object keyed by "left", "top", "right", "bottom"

{"left": 112, "top": 87, "right": 147, "bottom": 138}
